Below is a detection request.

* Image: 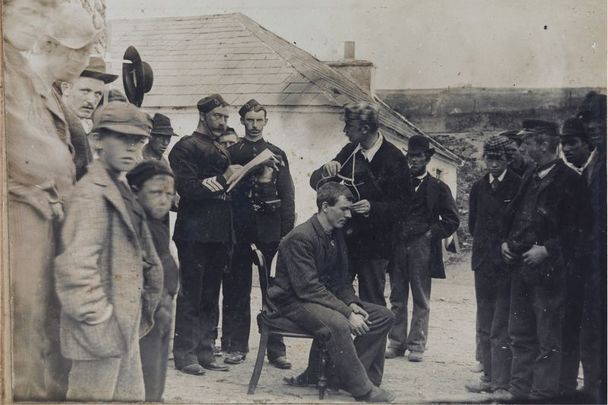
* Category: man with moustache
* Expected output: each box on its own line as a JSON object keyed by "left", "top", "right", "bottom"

{"left": 169, "top": 94, "right": 242, "bottom": 374}
{"left": 310, "top": 102, "right": 412, "bottom": 307}
{"left": 222, "top": 99, "right": 294, "bottom": 368}
{"left": 61, "top": 56, "right": 118, "bottom": 179}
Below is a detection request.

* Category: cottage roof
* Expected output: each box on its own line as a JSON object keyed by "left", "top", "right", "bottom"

{"left": 109, "top": 13, "right": 462, "bottom": 164}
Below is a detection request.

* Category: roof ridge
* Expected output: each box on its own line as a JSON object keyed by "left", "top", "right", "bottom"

{"left": 109, "top": 12, "right": 242, "bottom": 23}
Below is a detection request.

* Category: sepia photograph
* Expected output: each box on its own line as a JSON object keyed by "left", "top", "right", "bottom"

{"left": 1, "top": 0, "right": 606, "bottom": 403}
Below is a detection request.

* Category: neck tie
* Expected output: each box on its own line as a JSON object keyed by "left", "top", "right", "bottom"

{"left": 491, "top": 178, "right": 499, "bottom": 191}
{"left": 412, "top": 177, "right": 422, "bottom": 189}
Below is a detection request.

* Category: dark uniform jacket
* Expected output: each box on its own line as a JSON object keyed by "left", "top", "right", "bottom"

{"left": 469, "top": 170, "right": 521, "bottom": 272}
{"left": 268, "top": 215, "right": 363, "bottom": 319}
{"left": 169, "top": 127, "right": 232, "bottom": 243}
{"left": 309, "top": 136, "right": 412, "bottom": 259}
{"left": 504, "top": 160, "right": 591, "bottom": 283}
{"left": 394, "top": 173, "right": 459, "bottom": 279}
{"left": 228, "top": 138, "right": 295, "bottom": 243}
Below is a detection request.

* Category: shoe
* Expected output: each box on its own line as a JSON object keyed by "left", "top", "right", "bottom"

{"left": 384, "top": 348, "right": 405, "bottom": 359}
{"left": 470, "top": 361, "right": 483, "bottom": 373}
{"left": 491, "top": 389, "right": 513, "bottom": 401}
{"left": 202, "top": 362, "right": 230, "bottom": 372}
{"left": 213, "top": 345, "right": 223, "bottom": 357}
{"left": 269, "top": 356, "right": 292, "bottom": 369}
{"left": 408, "top": 351, "right": 423, "bottom": 362}
{"left": 224, "top": 352, "right": 246, "bottom": 365}
{"left": 356, "top": 386, "right": 396, "bottom": 403}
{"left": 283, "top": 373, "right": 317, "bottom": 388}
{"left": 179, "top": 363, "right": 206, "bottom": 375}
{"left": 464, "top": 380, "right": 493, "bottom": 393}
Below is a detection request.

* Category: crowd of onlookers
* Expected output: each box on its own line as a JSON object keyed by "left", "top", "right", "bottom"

{"left": 4, "top": 0, "right": 607, "bottom": 403}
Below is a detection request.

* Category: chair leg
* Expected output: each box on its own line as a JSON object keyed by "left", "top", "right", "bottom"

{"left": 318, "top": 345, "right": 329, "bottom": 400}
{"left": 248, "top": 326, "right": 269, "bottom": 395}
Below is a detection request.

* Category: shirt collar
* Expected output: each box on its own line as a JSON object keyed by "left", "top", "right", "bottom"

{"left": 488, "top": 169, "right": 507, "bottom": 184}
{"left": 416, "top": 172, "right": 428, "bottom": 180}
{"left": 356, "top": 133, "right": 383, "bottom": 162}
{"left": 536, "top": 159, "right": 560, "bottom": 179}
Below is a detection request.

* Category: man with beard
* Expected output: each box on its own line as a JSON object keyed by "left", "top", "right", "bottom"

{"left": 61, "top": 56, "right": 118, "bottom": 179}
{"left": 310, "top": 102, "right": 412, "bottom": 307}
{"left": 169, "top": 94, "right": 242, "bottom": 375}
{"left": 143, "top": 113, "right": 178, "bottom": 165}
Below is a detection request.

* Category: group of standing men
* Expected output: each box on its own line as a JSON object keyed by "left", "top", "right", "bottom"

{"left": 467, "top": 93, "right": 607, "bottom": 403}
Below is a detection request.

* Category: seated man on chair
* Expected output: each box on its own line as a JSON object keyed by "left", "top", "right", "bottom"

{"left": 268, "top": 182, "right": 396, "bottom": 403}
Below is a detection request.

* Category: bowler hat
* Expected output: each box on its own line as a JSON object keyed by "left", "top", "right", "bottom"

{"left": 46, "top": 2, "right": 100, "bottom": 50}
{"left": 123, "top": 46, "right": 154, "bottom": 107}
{"left": 91, "top": 101, "right": 152, "bottom": 137}
{"left": 126, "top": 160, "right": 174, "bottom": 190}
{"left": 561, "top": 117, "right": 589, "bottom": 142}
{"left": 151, "top": 113, "right": 178, "bottom": 137}
{"left": 239, "top": 99, "right": 266, "bottom": 117}
{"left": 408, "top": 135, "right": 435, "bottom": 155}
{"left": 197, "top": 94, "right": 229, "bottom": 113}
{"left": 81, "top": 56, "right": 118, "bottom": 84}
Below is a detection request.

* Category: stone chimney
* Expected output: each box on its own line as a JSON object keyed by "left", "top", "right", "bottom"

{"left": 326, "top": 41, "right": 375, "bottom": 95}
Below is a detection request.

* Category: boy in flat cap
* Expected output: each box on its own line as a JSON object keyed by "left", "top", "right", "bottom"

{"left": 221, "top": 99, "right": 295, "bottom": 368}
{"left": 169, "top": 94, "right": 242, "bottom": 374}
{"left": 465, "top": 135, "right": 521, "bottom": 397}
{"left": 54, "top": 102, "right": 163, "bottom": 401}
{"left": 501, "top": 119, "right": 590, "bottom": 401}
{"left": 127, "top": 160, "right": 178, "bottom": 401}
{"left": 387, "top": 135, "right": 459, "bottom": 362}
{"left": 143, "top": 113, "right": 178, "bottom": 165}
{"left": 61, "top": 56, "right": 118, "bottom": 179}
{"left": 310, "top": 101, "right": 412, "bottom": 309}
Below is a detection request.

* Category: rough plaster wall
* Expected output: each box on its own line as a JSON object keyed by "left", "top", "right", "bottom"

{"left": 145, "top": 106, "right": 458, "bottom": 224}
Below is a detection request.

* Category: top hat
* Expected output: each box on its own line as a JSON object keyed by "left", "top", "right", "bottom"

{"left": 408, "top": 135, "right": 435, "bottom": 155}
{"left": 81, "top": 56, "right": 118, "bottom": 84}
{"left": 122, "top": 46, "right": 154, "bottom": 107}
{"left": 151, "top": 113, "right": 178, "bottom": 137}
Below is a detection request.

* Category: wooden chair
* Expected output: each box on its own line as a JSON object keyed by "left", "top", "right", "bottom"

{"left": 247, "top": 243, "right": 330, "bottom": 399}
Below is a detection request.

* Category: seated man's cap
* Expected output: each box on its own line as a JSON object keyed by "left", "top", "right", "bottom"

{"left": 483, "top": 134, "right": 511, "bottom": 159}
{"left": 81, "top": 56, "right": 118, "bottom": 84}
{"left": 238, "top": 98, "right": 266, "bottom": 117}
{"left": 151, "top": 113, "right": 178, "bottom": 137}
{"left": 46, "top": 2, "right": 100, "bottom": 50}
{"left": 126, "top": 160, "right": 174, "bottom": 190}
{"left": 519, "top": 119, "right": 559, "bottom": 138}
{"left": 408, "top": 135, "right": 435, "bottom": 155}
{"left": 197, "top": 94, "right": 229, "bottom": 113}
{"left": 91, "top": 101, "right": 152, "bottom": 137}
{"left": 561, "top": 117, "right": 590, "bottom": 143}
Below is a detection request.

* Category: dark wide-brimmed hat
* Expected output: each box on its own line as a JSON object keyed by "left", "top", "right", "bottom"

{"left": 122, "top": 46, "right": 154, "bottom": 107}
{"left": 408, "top": 135, "right": 435, "bottom": 156}
{"left": 81, "top": 56, "right": 118, "bottom": 84}
{"left": 150, "top": 113, "right": 178, "bottom": 137}
{"left": 561, "top": 117, "right": 590, "bottom": 143}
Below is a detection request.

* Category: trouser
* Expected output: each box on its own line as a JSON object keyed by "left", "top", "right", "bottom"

{"left": 475, "top": 316, "right": 482, "bottom": 363}
{"left": 9, "top": 200, "right": 70, "bottom": 401}
{"left": 222, "top": 242, "right": 286, "bottom": 359}
{"left": 352, "top": 258, "right": 388, "bottom": 307}
{"left": 173, "top": 241, "right": 229, "bottom": 367}
{"left": 509, "top": 270, "right": 566, "bottom": 400}
{"left": 140, "top": 295, "right": 173, "bottom": 402}
{"left": 388, "top": 235, "right": 432, "bottom": 353}
{"left": 559, "top": 271, "right": 585, "bottom": 394}
{"left": 282, "top": 301, "right": 394, "bottom": 397}
{"left": 580, "top": 265, "right": 604, "bottom": 400}
{"left": 474, "top": 269, "right": 512, "bottom": 390}
{"left": 67, "top": 326, "right": 145, "bottom": 402}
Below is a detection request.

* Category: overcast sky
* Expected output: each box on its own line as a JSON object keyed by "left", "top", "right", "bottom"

{"left": 106, "top": 0, "right": 606, "bottom": 89}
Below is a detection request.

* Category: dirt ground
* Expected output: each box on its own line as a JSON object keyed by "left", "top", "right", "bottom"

{"left": 162, "top": 252, "right": 500, "bottom": 404}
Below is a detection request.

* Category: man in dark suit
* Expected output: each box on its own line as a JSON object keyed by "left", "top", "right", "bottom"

{"left": 465, "top": 135, "right": 521, "bottom": 396}
{"left": 310, "top": 102, "right": 412, "bottom": 306}
{"left": 386, "top": 135, "right": 459, "bottom": 362}
{"left": 61, "top": 56, "right": 118, "bottom": 179}
{"left": 269, "top": 182, "right": 395, "bottom": 403}
{"left": 168, "top": 94, "right": 242, "bottom": 374}
{"left": 501, "top": 119, "right": 590, "bottom": 401}
{"left": 222, "top": 99, "right": 295, "bottom": 368}
{"left": 142, "top": 113, "right": 178, "bottom": 166}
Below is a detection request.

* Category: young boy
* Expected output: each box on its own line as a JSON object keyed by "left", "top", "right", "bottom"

{"left": 466, "top": 135, "right": 522, "bottom": 396}
{"left": 126, "top": 160, "right": 179, "bottom": 401}
{"left": 54, "top": 101, "right": 163, "bottom": 402}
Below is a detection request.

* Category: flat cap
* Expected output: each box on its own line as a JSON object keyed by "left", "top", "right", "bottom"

{"left": 519, "top": 119, "right": 559, "bottom": 138}
{"left": 239, "top": 98, "right": 266, "bottom": 117}
{"left": 126, "top": 159, "right": 174, "bottom": 189}
{"left": 483, "top": 134, "right": 511, "bottom": 158}
{"left": 561, "top": 117, "right": 589, "bottom": 141}
{"left": 91, "top": 101, "right": 152, "bottom": 137}
{"left": 151, "top": 113, "right": 178, "bottom": 137}
{"left": 46, "top": 2, "right": 100, "bottom": 49}
{"left": 197, "top": 94, "right": 228, "bottom": 113}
